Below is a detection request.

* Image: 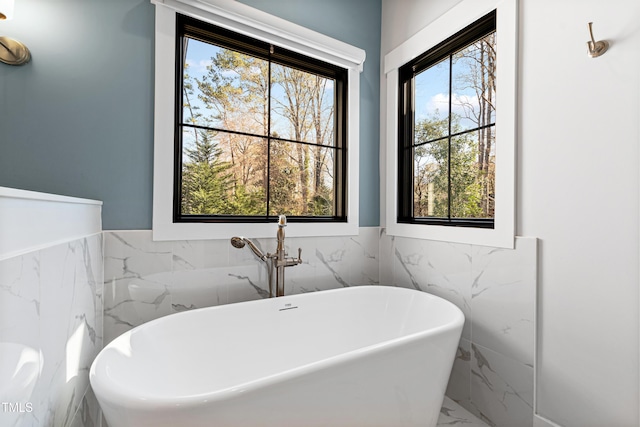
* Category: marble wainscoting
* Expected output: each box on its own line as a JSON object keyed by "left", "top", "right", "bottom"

{"left": 101, "top": 227, "right": 533, "bottom": 427}
{"left": 438, "top": 396, "right": 490, "bottom": 427}
{"left": 380, "top": 230, "right": 536, "bottom": 427}
{"left": 102, "top": 228, "right": 380, "bottom": 344}
{"left": 0, "top": 233, "right": 104, "bottom": 427}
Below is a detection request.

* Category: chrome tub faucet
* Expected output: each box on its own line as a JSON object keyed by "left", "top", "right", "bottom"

{"left": 274, "top": 215, "right": 302, "bottom": 297}
{"left": 230, "top": 215, "right": 302, "bottom": 298}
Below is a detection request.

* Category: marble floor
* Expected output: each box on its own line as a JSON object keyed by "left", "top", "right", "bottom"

{"left": 98, "top": 396, "right": 487, "bottom": 427}
{"left": 438, "top": 397, "right": 489, "bottom": 426}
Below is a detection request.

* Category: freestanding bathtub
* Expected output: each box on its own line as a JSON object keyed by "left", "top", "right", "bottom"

{"left": 90, "top": 285, "right": 464, "bottom": 427}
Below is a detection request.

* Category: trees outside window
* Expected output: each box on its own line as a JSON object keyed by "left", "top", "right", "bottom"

{"left": 176, "top": 15, "right": 347, "bottom": 222}
{"left": 399, "top": 11, "right": 496, "bottom": 228}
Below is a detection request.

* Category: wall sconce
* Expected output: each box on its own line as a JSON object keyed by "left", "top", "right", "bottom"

{"left": 0, "top": 0, "right": 31, "bottom": 65}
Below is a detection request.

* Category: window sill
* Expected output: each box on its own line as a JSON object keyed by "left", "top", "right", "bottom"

{"left": 386, "top": 220, "right": 512, "bottom": 248}
{"left": 152, "top": 220, "right": 358, "bottom": 241}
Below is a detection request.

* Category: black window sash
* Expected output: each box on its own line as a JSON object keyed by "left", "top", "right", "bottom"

{"left": 173, "top": 14, "right": 348, "bottom": 223}
{"left": 397, "top": 10, "right": 496, "bottom": 229}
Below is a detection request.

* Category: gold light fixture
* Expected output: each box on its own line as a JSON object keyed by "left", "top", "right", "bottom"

{"left": 0, "top": 0, "right": 30, "bottom": 66}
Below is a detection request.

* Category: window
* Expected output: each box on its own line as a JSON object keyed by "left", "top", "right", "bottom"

{"left": 398, "top": 11, "right": 496, "bottom": 228}
{"left": 176, "top": 15, "right": 347, "bottom": 224}
{"left": 150, "top": 0, "right": 365, "bottom": 240}
{"left": 384, "top": 0, "right": 516, "bottom": 248}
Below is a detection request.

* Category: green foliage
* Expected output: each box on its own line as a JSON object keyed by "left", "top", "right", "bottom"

{"left": 410, "top": 32, "right": 496, "bottom": 221}
{"left": 309, "top": 190, "right": 333, "bottom": 216}
{"left": 181, "top": 43, "right": 336, "bottom": 217}
{"left": 181, "top": 130, "right": 234, "bottom": 215}
{"left": 413, "top": 114, "right": 486, "bottom": 219}
{"left": 227, "top": 184, "right": 265, "bottom": 216}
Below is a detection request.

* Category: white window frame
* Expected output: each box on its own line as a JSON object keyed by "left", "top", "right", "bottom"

{"left": 150, "top": 0, "right": 365, "bottom": 241}
{"left": 383, "top": 0, "right": 517, "bottom": 249}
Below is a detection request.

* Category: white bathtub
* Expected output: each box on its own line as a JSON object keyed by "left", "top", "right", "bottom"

{"left": 90, "top": 285, "right": 464, "bottom": 427}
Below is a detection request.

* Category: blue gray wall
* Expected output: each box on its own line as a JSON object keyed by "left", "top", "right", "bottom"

{"left": 0, "top": 0, "right": 380, "bottom": 229}
{"left": 0, "top": 0, "right": 155, "bottom": 229}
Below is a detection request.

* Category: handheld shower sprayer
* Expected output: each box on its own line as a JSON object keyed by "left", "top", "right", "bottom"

{"left": 230, "top": 236, "right": 267, "bottom": 261}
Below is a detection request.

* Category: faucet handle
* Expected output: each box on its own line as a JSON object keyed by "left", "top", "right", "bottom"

{"left": 281, "top": 248, "right": 303, "bottom": 267}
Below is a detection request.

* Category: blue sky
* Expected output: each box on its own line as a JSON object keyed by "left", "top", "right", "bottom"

{"left": 414, "top": 41, "right": 494, "bottom": 133}
{"left": 183, "top": 37, "right": 335, "bottom": 147}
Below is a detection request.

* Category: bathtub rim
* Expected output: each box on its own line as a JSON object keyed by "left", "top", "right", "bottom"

{"left": 90, "top": 285, "right": 464, "bottom": 408}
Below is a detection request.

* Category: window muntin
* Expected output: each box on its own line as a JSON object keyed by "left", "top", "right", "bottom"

{"left": 398, "top": 11, "right": 496, "bottom": 228}
{"left": 176, "top": 15, "right": 347, "bottom": 223}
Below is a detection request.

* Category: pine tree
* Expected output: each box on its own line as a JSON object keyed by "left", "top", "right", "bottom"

{"left": 181, "top": 130, "right": 234, "bottom": 215}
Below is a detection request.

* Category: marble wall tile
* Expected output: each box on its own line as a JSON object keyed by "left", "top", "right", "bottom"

{"left": 1, "top": 233, "right": 103, "bottom": 427}
{"left": 378, "top": 228, "right": 395, "bottom": 285}
{"left": 102, "top": 231, "right": 172, "bottom": 342}
{"left": 173, "top": 238, "right": 268, "bottom": 307}
{"left": 421, "top": 239, "right": 472, "bottom": 340}
{"left": 37, "top": 234, "right": 104, "bottom": 427}
{"left": 0, "top": 253, "right": 40, "bottom": 349}
{"left": 471, "top": 238, "right": 536, "bottom": 367}
{"left": 282, "top": 260, "right": 321, "bottom": 294}
{"left": 103, "top": 231, "right": 172, "bottom": 284}
{"left": 172, "top": 239, "right": 230, "bottom": 271}
{"left": 216, "top": 265, "right": 268, "bottom": 304}
{"left": 90, "top": 237, "right": 104, "bottom": 372}
{"left": 306, "top": 235, "right": 352, "bottom": 290}
{"left": 392, "top": 235, "right": 427, "bottom": 291}
{"left": 102, "top": 232, "right": 271, "bottom": 345}
{"left": 387, "top": 235, "right": 536, "bottom": 427}
{"left": 346, "top": 227, "right": 380, "bottom": 286}
{"left": 438, "top": 396, "right": 488, "bottom": 427}
{"left": 470, "top": 343, "right": 534, "bottom": 427}
{"left": 103, "top": 268, "right": 173, "bottom": 345}
{"left": 38, "top": 241, "right": 86, "bottom": 426}
{"left": 447, "top": 337, "right": 471, "bottom": 408}
{"left": 393, "top": 237, "right": 473, "bottom": 339}
{"left": 103, "top": 232, "right": 173, "bottom": 344}
{"left": 69, "top": 384, "right": 102, "bottom": 427}
{"left": 102, "top": 229, "right": 381, "bottom": 345}
{"left": 0, "top": 253, "right": 42, "bottom": 427}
